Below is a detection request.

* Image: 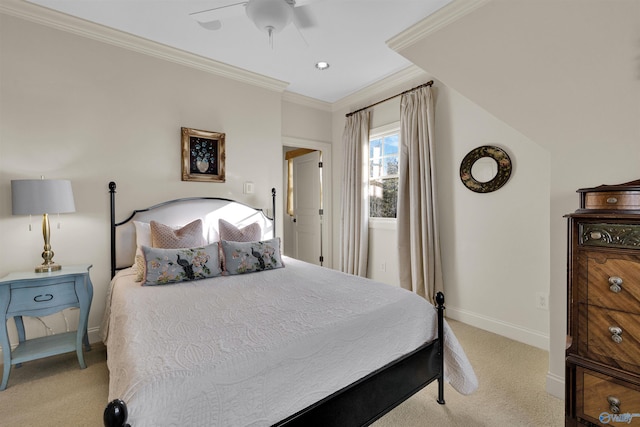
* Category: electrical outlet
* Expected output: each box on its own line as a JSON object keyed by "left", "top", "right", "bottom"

{"left": 536, "top": 292, "right": 549, "bottom": 310}
{"left": 380, "top": 262, "right": 386, "bottom": 272}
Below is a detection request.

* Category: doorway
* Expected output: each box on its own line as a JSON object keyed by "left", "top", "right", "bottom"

{"left": 282, "top": 137, "right": 332, "bottom": 268}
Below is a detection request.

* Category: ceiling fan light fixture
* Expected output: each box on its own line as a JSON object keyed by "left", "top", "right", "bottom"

{"left": 245, "top": 0, "right": 294, "bottom": 35}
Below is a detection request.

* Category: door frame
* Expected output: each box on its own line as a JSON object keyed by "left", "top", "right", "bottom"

{"left": 282, "top": 136, "right": 332, "bottom": 269}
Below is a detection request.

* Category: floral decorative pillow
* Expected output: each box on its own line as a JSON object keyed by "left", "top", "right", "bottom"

{"left": 141, "top": 243, "right": 221, "bottom": 286}
{"left": 220, "top": 238, "right": 284, "bottom": 275}
{"left": 219, "top": 219, "right": 262, "bottom": 242}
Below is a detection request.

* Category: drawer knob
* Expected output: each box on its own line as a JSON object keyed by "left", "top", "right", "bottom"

{"left": 606, "top": 197, "right": 619, "bottom": 204}
{"left": 608, "top": 395, "right": 621, "bottom": 414}
{"left": 609, "top": 276, "right": 623, "bottom": 293}
{"left": 33, "top": 294, "right": 54, "bottom": 302}
{"left": 609, "top": 326, "right": 623, "bottom": 344}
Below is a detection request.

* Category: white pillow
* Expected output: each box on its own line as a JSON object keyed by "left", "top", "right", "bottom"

{"left": 134, "top": 221, "right": 152, "bottom": 247}
{"left": 132, "top": 221, "right": 152, "bottom": 282}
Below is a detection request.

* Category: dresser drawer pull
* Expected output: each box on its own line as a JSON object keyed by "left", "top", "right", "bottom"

{"left": 609, "top": 276, "right": 623, "bottom": 293}
{"left": 608, "top": 395, "right": 621, "bottom": 414}
{"left": 33, "top": 294, "right": 54, "bottom": 302}
{"left": 607, "top": 197, "right": 619, "bottom": 204}
{"left": 609, "top": 326, "right": 623, "bottom": 344}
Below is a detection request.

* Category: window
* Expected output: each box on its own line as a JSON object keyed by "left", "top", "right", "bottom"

{"left": 369, "top": 124, "right": 399, "bottom": 218}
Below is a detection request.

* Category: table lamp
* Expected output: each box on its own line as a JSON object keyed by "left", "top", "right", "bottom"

{"left": 11, "top": 179, "right": 76, "bottom": 273}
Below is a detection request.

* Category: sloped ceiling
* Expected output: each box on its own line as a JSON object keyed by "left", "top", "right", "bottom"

{"left": 390, "top": 0, "right": 640, "bottom": 155}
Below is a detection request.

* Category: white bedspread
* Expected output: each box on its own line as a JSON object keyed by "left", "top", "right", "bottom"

{"left": 103, "top": 257, "right": 477, "bottom": 426}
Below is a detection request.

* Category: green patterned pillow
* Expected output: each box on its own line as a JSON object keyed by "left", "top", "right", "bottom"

{"left": 141, "top": 243, "right": 221, "bottom": 286}
{"left": 220, "top": 238, "right": 284, "bottom": 275}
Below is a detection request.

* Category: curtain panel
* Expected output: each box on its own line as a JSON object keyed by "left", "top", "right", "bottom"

{"left": 397, "top": 86, "right": 443, "bottom": 302}
{"left": 339, "top": 110, "right": 370, "bottom": 277}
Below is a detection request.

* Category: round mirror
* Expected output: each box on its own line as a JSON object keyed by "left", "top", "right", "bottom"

{"left": 470, "top": 157, "right": 498, "bottom": 183}
{"left": 460, "top": 146, "right": 512, "bottom": 193}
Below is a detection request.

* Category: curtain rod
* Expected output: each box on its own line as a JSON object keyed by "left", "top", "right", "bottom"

{"left": 345, "top": 80, "right": 434, "bottom": 118}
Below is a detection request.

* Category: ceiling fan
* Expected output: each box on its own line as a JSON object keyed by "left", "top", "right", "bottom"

{"left": 190, "top": 0, "right": 319, "bottom": 46}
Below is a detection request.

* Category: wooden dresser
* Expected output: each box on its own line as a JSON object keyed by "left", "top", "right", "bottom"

{"left": 566, "top": 180, "right": 640, "bottom": 426}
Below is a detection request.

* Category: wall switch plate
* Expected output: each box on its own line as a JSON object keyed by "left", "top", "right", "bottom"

{"left": 243, "top": 182, "right": 254, "bottom": 194}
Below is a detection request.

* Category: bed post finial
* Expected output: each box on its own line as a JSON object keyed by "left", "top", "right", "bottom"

{"left": 435, "top": 291, "right": 444, "bottom": 307}
{"left": 104, "top": 399, "right": 130, "bottom": 427}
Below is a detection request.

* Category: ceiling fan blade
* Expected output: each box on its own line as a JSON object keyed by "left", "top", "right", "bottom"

{"left": 293, "top": 4, "right": 316, "bottom": 29}
{"left": 189, "top": 1, "right": 247, "bottom": 24}
{"left": 293, "top": 0, "right": 323, "bottom": 5}
{"left": 197, "top": 20, "right": 223, "bottom": 31}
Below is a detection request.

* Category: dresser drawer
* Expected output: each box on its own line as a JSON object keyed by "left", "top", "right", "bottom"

{"left": 576, "top": 367, "right": 640, "bottom": 426}
{"left": 580, "top": 223, "right": 640, "bottom": 250}
{"left": 585, "top": 256, "right": 640, "bottom": 313}
{"left": 7, "top": 281, "right": 79, "bottom": 316}
{"left": 583, "top": 191, "right": 640, "bottom": 211}
{"left": 587, "top": 305, "right": 640, "bottom": 368}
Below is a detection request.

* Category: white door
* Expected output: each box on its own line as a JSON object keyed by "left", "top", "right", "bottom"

{"left": 292, "top": 151, "right": 323, "bottom": 265}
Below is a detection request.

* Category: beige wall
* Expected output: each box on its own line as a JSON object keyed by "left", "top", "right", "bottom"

{"left": 0, "top": 13, "right": 284, "bottom": 344}
{"left": 332, "top": 70, "right": 551, "bottom": 351}
{"left": 393, "top": 0, "right": 640, "bottom": 397}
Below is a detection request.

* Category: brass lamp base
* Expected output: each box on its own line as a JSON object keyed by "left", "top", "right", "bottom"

{"left": 35, "top": 263, "right": 62, "bottom": 273}
{"left": 35, "top": 213, "right": 62, "bottom": 273}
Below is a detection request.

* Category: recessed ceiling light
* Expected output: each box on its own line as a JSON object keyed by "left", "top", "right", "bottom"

{"left": 315, "top": 61, "right": 330, "bottom": 70}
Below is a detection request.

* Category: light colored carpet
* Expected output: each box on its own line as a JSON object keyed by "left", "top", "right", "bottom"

{"left": 0, "top": 320, "right": 563, "bottom": 426}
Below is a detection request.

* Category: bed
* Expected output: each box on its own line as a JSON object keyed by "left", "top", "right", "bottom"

{"left": 102, "top": 181, "right": 477, "bottom": 427}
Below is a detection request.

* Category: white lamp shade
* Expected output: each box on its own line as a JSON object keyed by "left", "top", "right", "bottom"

{"left": 11, "top": 179, "right": 76, "bottom": 215}
{"left": 245, "top": 0, "right": 293, "bottom": 34}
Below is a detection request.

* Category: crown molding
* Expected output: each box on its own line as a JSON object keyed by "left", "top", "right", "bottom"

{"left": 331, "top": 65, "right": 430, "bottom": 113}
{"left": 282, "top": 91, "right": 332, "bottom": 112}
{"left": 0, "top": 0, "right": 290, "bottom": 94}
{"left": 387, "top": 0, "right": 492, "bottom": 53}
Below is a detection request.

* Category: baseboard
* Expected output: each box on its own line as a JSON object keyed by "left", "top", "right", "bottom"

{"left": 87, "top": 326, "right": 103, "bottom": 345}
{"left": 546, "top": 371, "right": 565, "bottom": 399}
{"left": 446, "top": 306, "right": 550, "bottom": 351}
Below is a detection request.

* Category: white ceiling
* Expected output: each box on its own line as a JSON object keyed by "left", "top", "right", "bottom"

{"left": 24, "top": 0, "right": 452, "bottom": 103}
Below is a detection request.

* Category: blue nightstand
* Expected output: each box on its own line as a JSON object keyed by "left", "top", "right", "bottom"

{"left": 0, "top": 265, "right": 93, "bottom": 390}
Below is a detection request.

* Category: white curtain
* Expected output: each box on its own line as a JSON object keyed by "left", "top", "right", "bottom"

{"left": 397, "top": 86, "right": 443, "bottom": 303}
{"left": 339, "top": 109, "right": 370, "bottom": 276}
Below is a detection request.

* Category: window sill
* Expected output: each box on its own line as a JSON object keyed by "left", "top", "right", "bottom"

{"left": 369, "top": 218, "right": 397, "bottom": 230}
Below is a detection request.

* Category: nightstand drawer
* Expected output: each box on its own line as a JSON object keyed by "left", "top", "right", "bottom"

{"left": 7, "top": 281, "right": 78, "bottom": 315}
{"left": 577, "top": 367, "right": 640, "bottom": 426}
{"left": 587, "top": 305, "right": 640, "bottom": 368}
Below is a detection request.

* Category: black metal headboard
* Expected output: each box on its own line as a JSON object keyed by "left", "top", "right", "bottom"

{"left": 108, "top": 181, "right": 276, "bottom": 278}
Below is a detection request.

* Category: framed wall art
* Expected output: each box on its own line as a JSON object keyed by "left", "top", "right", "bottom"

{"left": 181, "top": 127, "right": 226, "bottom": 182}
